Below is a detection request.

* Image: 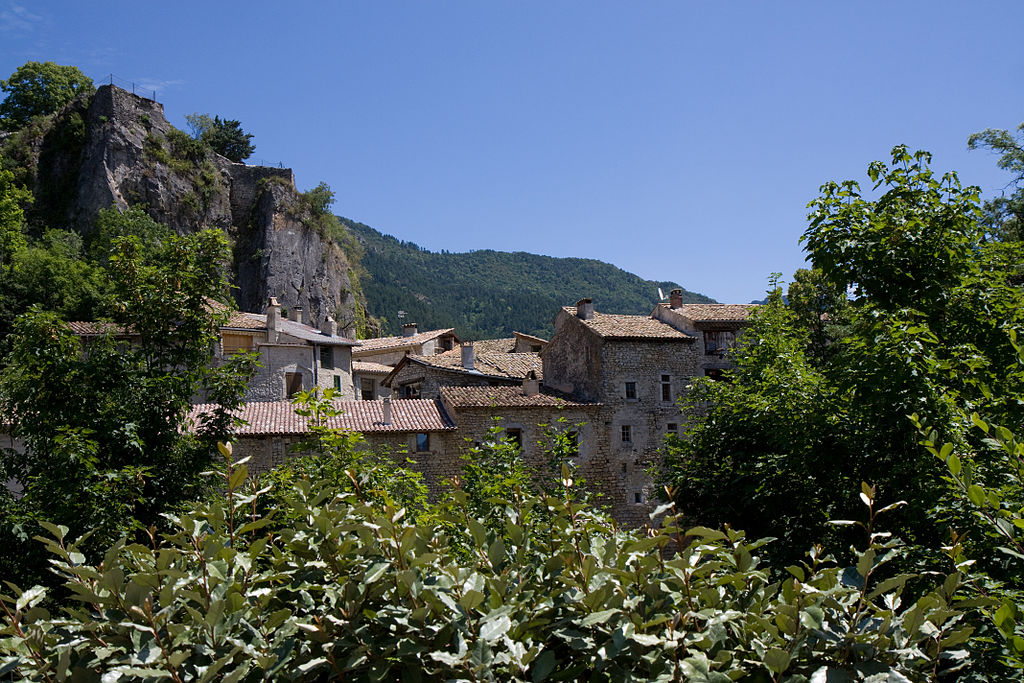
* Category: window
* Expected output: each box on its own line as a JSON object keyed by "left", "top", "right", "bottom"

{"left": 530, "top": 344, "right": 542, "bottom": 352}
{"left": 416, "top": 433, "right": 430, "bottom": 452}
{"left": 505, "top": 428, "right": 523, "bottom": 450}
{"left": 222, "top": 333, "right": 253, "bottom": 354}
{"left": 660, "top": 374, "right": 672, "bottom": 402}
{"left": 361, "top": 378, "right": 375, "bottom": 401}
{"left": 624, "top": 381, "right": 637, "bottom": 400}
{"left": 634, "top": 491, "right": 643, "bottom": 504}
{"left": 333, "top": 375, "right": 342, "bottom": 391}
{"left": 320, "top": 346, "right": 334, "bottom": 369}
{"left": 704, "top": 330, "right": 737, "bottom": 356}
{"left": 705, "top": 368, "right": 725, "bottom": 382}
{"left": 667, "top": 423, "right": 678, "bottom": 434}
{"left": 621, "top": 425, "right": 632, "bottom": 444}
{"left": 401, "top": 382, "right": 421, "bottom": 399}
{"left": 285, "top": 372, "right": 303, "bottom": 398}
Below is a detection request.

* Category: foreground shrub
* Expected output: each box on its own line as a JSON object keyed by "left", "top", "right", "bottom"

{"left": 0, "top": 446, "right": 971, "bottom": 681}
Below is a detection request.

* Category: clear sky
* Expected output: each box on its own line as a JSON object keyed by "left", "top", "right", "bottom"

{"left": 3, "top": 1, "right": 1023, "bottom": 303}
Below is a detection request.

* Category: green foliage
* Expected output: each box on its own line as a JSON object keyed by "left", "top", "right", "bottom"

{"left": 805, "top": 146, "right": 984, "bottom": 312}
{"left": 346, "top": 219, "right": 713, "bottom": 339}
{"left": 0, "top": 228, "right": 256, "bottom": 587}
{"left": 968, "top": 122, "right": 1024, "bottom": 242}
{"left": 88, "top": 206, "right": 173, "bottom": 263}
{"left": 664, "top": 148, "right": 1024, "bottom": 572}
{"left": 262, "top": 388, "right": 430, "bottom": 516}
{"left": 0, "top": 153, "right": 30, "bottom": 265}
{"left": 0, "top": 445, "right": 971, "bottom": 681}
{"left": 0, "top": 61, "right": 94, "bottom": 132}
{"left": 185, "top": 112, "right": 254, "bottom": 162}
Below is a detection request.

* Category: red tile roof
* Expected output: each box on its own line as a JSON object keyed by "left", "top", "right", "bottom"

{"left": 65, "top": 321, "right": 131, "bottom": 336}
{"left": 353, "top": 361, "right": 395, "bottom": 374}
{"left": 188, "top": 399, "right": 456, "bottom": 436}
{"left": 403, "top": 351, "right": 542, "bottom": 381}
{"left": 354, "top": 329, "right": 456, "bottom": 355}
{"left": 562, "top": 308, "right": 694, "bottom": 341}
{"left": 440, "top": 386, "right": 598, "bottom": 408}
{"left": 667, "top": 303, "right": 757, "bottom": 322}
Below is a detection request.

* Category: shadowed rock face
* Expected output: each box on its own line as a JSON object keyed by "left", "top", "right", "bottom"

{"left": 27, "top": 84, "right": 358, "bottom": 328}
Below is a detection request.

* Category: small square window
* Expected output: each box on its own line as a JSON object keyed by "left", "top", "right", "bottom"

{"left": 634, "top": 491, "right": 643, "bottom": 504}
{"left": 416, "top": 433, "right": 430, "bottom": 452}
{"left": 621, "top": 425, "right": 632, "bottom": 443}
{"left": 624, "top": 382, "right": 637, "bottom": 400}
{"left": 505, "top": 428, "right": 523, "bottom": 450}
{"left": 667, "top": 423, "right": 678, "bottom": 434}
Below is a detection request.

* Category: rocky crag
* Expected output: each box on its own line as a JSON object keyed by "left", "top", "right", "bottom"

{"left": 16, "top": 84, "right": 359, "bottom": 329}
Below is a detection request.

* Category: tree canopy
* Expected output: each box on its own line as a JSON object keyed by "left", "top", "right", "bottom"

{"left": 185, "top": 112, "right": 255, "bottom": 162}
{"left": 0, "top": 61, "right": 94, "bottom": 132}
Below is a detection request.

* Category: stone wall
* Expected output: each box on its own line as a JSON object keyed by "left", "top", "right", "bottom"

{"left": 386, "top": 363, "right": 517, "bottom": 400}
{"left": 246, "top": 344, "right": 313, "bottom": 401}
{"left": 542, "top": 311, "right": 604, "bottom": 399}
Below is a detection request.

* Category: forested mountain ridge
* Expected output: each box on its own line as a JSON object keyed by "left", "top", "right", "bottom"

{"left": 346, "top": 219, "right": 714, "bottom": 339}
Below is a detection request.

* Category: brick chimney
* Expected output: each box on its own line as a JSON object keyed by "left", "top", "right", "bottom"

{"left": 382, "top": 396, "right": 392, "bottom": 426}
{"left": 670, "top": 289, "right": 683, "bottom": 309}
{"left": 522, "top": 370, "right": 540, "bottom": 397}
{"left": 402, "top": 322, "right": 418, "bottom": 337}
{"left": 322, "top": 316, "right": 337, "bottom": 336}
{"left": 461, "top": 342, "right": 475, "bottom": 370}
{"left": 576, "top": 298, "right": 594, "bottom": 320}
{"left": 266, "top": 297, "right": 280, "bottom": 339}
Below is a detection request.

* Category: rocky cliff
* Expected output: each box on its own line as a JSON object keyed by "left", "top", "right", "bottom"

{"left": 18, "top": 84, "right": 359, "bottom": 328}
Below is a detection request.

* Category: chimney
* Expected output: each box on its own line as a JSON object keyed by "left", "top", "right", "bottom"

{"left": 382, "top": 396, "right": 392, "bottom": 426}
{"left": 670, "top": 289, "right": 683, "bottom": 309}
{"left": 266, "top": 297, "right": 280, "bottom": 336}
{"left": 342, "top": 325, "right": 357, "bottom": 339}
{"left": 289, "top": 306, "right": 304, "bottom": 324}
{"left": 322, "top": 316, "right": 337, "bottom": 336}
{"left": 522, "top": 370, "right": 540, "bottom": 397}
{"left": 461, "top": 341, "right": 475, "bottom": 370}
{"left": 402, "top": 322, "right": 418, "bottom": 337}
{"left": 576, "top": 298, "right": 594, "bottom": 320}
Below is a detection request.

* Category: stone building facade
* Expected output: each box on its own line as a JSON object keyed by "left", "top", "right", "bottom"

{"left": 383, "top": 341, "right": 543, "bottom": 400}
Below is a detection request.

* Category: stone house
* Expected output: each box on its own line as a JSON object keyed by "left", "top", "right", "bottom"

{"left": 189, "top": 398, "right": 461, "bottom": 493}
{"left": 383, "top": 340, "right": 544, "bottom": 399}
{"left": 216, "top": 298, "right": 360, "bottom": 401}
{"left": 350, "top": 323, "right": 462, "bottom": 401}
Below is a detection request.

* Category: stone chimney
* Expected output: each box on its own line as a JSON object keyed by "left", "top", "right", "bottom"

{"left": 322, "top": 316, "right": 337, "bottom": 336}
{"left": 522, "top": 370, "right": 540, "bottom": 397}
{"left": 461, "top": 342, "right": 475, "bottom": 370}
{"left": 670, "top": 289, "right": 683, "bottom": 309}
{"left": 402, "top": 322, "right": 418, "bottom": 337}
{"left": 576, "top": 298, "right": 594, "bottom": 320}
{"left": 289, "top": 306, "right": 304, "bottom": 324}
{"left": 382, "top": 396, "right": 392, "bottom": 426}
{"left": 266, "top": 297, "right": 280, "bottom": 339}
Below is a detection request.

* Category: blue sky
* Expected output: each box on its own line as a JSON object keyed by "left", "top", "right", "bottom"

{"left": 3, "top": 1, "right": 1023, "bottom": 303}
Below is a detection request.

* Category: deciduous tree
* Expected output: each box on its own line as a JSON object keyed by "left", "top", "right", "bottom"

{"left": 0, "top": 61, "right": 94, "bottom": 131}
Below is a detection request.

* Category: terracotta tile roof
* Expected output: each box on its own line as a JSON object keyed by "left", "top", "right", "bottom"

{"left": 440, "top": 386, "right": 598, "bottom": 408}
{"left": 402, "top": 352, "right": 543, "bottom": 381}
{"left": 188, "top": 399, "right": 456, "bottom": 436}
{"left": 221, "top": 310, "right": 267, "bottom": 331}
{"left": 66, "top": 321, "right": 130, "bottom": 336}
{"left": 668, "top": 303, "right": 757, "bottom": 323}
{"left": 563, "top": 308, "right": 694, "bottom": 341}
{"left": 354, "top": 328, "right": 456, "bottom": 355}
{"left": 353, "top": 361, "right": 394, "bottom": 375}
{"left": 447, "top": 338, "right": 516, "bottom": 355}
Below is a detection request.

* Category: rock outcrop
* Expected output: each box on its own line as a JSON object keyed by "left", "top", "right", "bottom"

{"left": 25, "top": 84, "right": 359, "bottom": 327}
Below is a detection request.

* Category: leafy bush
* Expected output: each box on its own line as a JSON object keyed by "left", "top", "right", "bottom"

{"left": 0, "top": 435, "right": 974, "bottom": 680}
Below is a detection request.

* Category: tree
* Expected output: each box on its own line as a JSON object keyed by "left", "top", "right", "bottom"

{"left": 185, "top": 112, "right": 254, "bottom": 162}
{"left": 0, "top": 228, "right": 256, "bottom": 587}
{"left": 0, "top": 154, "right": 30, "bottom": 266}
{"left": 968, "top": 122, "right": 1024, "bottom": 242}
{"left": 0, "top": 61, "right": 94, "bottom": 132}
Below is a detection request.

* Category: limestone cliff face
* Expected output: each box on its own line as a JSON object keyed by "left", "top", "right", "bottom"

{"left": 30, "top": 84, "right": 359, "bottom": 327}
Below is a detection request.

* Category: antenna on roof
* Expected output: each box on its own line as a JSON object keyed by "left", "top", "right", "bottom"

{"left": 397, "top": 310, "right": 406, "bottom": 319}
{"left": 657, "top": 287, "right": 665, "bottom": 301}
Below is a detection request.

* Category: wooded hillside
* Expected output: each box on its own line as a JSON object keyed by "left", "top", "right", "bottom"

{"left": 347, "top": 219, "right": 714, "bottom": 339}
